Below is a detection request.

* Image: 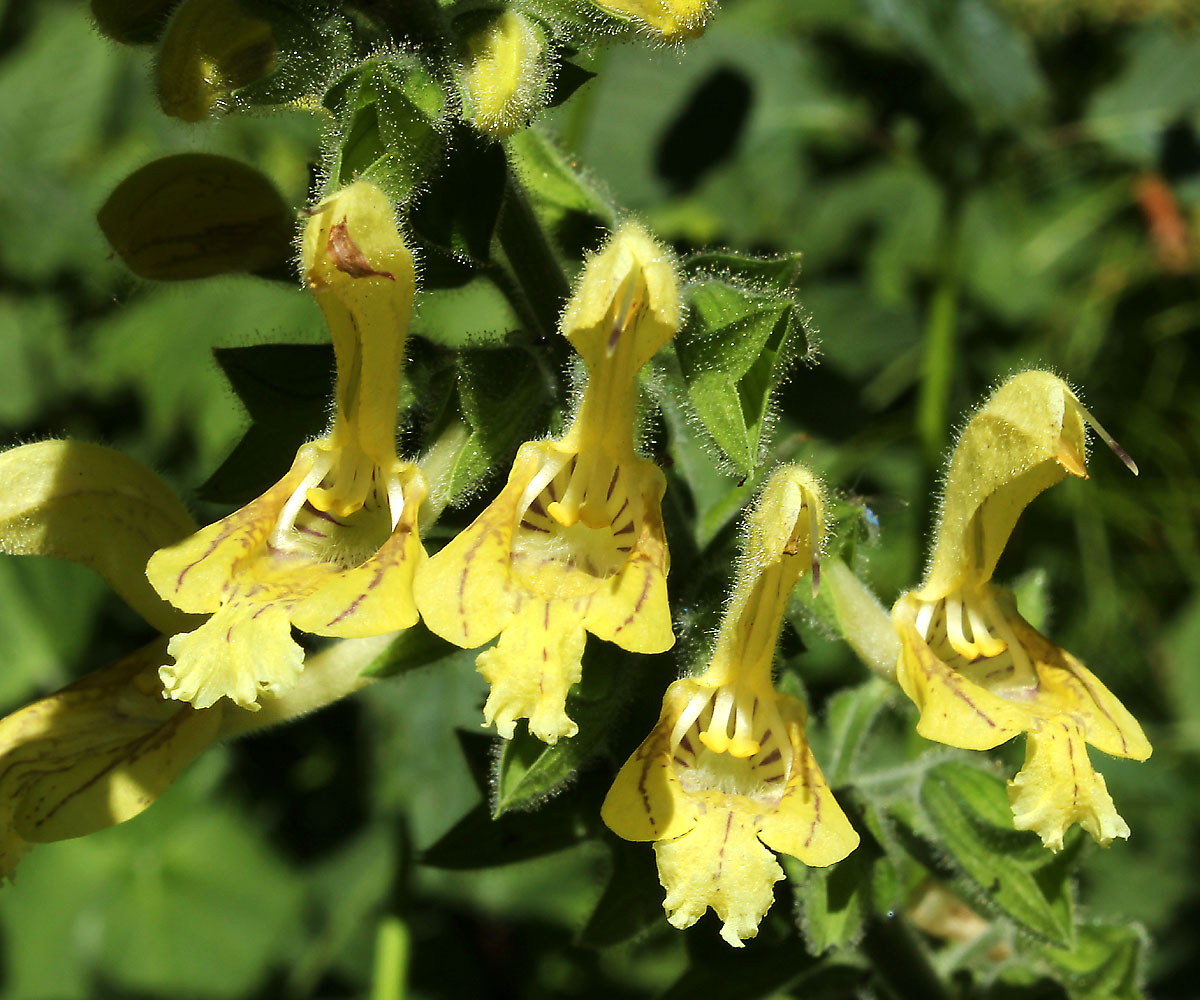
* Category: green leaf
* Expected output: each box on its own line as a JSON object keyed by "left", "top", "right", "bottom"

{"left": 919, "top": 761, "right": 1076, "bottom": 947}
{"left": 658, "top": 936, "right": 820, "bottom": 1000}
{"left": 491, "top": 643, "right": 647, "bottom": 816}
{"left": 0, "top": 558, "right": 109, "bottom": 707}
{"left": 200, "top": 343, "right": 334, "bottom": 504}
{"left": 408, "top": 122, "right": 507, "bottom": 279}
{"left": 1036, "top": 921, "right": 1146, "bottom": 1000}
{"left": 653, "top": 354, "right": 750, "bottom": 551}
{"left": 578, "top": 838, "right": 665, "bottom": 947}
{"left": 0, "top": 753, "right": 302, "bottom": 1000}
{"left": 684, "top": 250, "right": 804, "bottom": 293}
{"left": 813, "top": 679, "right": 895, "bottom": 788}
{"left": 359, "top": 622, "right": 463, "bottom": 680}
{"left": 324, "top": 55, "right": 449, "bottom": 205}
{"left": 85, "top": 276, "right": 328, "bottom": 475}
{"left": 288, "top": 825, "right": 399, "bottom": 995}
{"left": 97, "top": 804, "right": 302, "bottom": 997}
{"left": 420, "top": 794, "right": 589, "bottom": 869}
{"left": 411, "top": 277, "right": 520, "bottom": 349}
{"left": 1086, "top": 25, "right": 1200, "bottom": 163}
{"left": 438, "top": 344, "right": 555, "bottom": 504}
{"left": 546, "top": 59, "right": 597, "bottom": 109}
{"left": 865, "top": 0, "right": 1045, "bottom": 122}
{"left": 791, "top": 853, "right": 870, "bottom": 955}
{"left": 674, "top": 258, "right": 812, "bottom": 475}
{"left": 507, "top": 127, "right": 614, "bottom": 224}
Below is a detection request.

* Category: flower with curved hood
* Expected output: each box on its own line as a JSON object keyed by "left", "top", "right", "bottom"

{"left": 416, "top": 222, "right": 678, "bottom": 745}
{"left": 602, "top": 465, "right": 859, "bottom": 946}
{"left": 147, "top": 180, "right": 427, "bottom": 711}
{"left": 892, "top": 370, "right": 1149, "bottom": 850}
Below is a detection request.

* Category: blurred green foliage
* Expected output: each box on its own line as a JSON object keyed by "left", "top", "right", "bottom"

{"left": 2, "top": 0, "right": 1199, "bottom": 996}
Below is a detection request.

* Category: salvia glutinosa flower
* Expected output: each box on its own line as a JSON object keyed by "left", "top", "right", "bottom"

{"left": 892, "top": 371, "right": 1149, "bottom": 850}
{"left": 147, "top": 180, "right": 428, "bottom": 711}
{"left": 416, "top": 222, "right": 679, "bottom": 745}
{"left": 602, "top": 465, "right": 859, "bottom": 946}
{"left": 0, "top": 439, "right": 387, "bottom": 879}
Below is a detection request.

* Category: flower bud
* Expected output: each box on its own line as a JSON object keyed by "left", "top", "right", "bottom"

{"left": 91, "top": 0, "right": 180, "bottom": 45}
{"left": 588, "top": 0, "right": 715, "bottom": 41}
{"left": 155, "top": 0, "right": 275, "bottom": 122}
{"left": 456, "top": 10, "right": 551, "bottom": 136}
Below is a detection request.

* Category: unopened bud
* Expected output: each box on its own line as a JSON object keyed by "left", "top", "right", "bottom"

{"left": 457, "top": 10, "right": 551, "bottom": 136}
{"left": 155, "top": 0, "right": 275, "bottom": 122}
{"left": 588, "top": 0, "right": 715, "bottom": 40}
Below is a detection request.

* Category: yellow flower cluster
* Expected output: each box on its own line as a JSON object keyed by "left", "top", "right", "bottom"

{"left": 0, "top": 178, "right": 1150, "bottom": 950}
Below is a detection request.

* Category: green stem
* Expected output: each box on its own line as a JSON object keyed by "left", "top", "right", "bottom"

{"left": 916, "top": 210, "right": 961, "bottom": 463}
{"left": 495, "top": 158, "right": 572, "bottom": 348}
{"left": 369, "top": 915, "right": 410, "bottom": 1000}
{"left": 862, "top": 911, "right": 955, "bottom": 1000}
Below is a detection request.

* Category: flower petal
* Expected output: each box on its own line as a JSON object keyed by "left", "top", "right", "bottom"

{"left": 920, "top": 371, "right": 1088, "bottom": 600}
{"left": 756, "top": 699, "right": 860, "bottom": 867}
{"left": 654, "top": 801, "right": 783, "bottom": 947}
{"left": 415, "top": 446, "right": 545, "bottom": 649}
{"left": 292, "top": 470, "right": 428, "bottom": 638}
{"left": 0, "top": 639, "right": 221, "bottom": 879}
{"left": 0, "top": 440, "right": 199, "bottom": 634}
{"left": 601, "top": 683, "right": 702, "bottom": 843}
{"left": 147, "top": 447, "right": 314, "bottom": 614}
{"left": 476, "top": 599, "right": 587, "bottom": 743}
{"left": 161, "top": 594, "right": 307, "bottom": 710}
{"left": 1008, "top": 720, "right": 1131, "bottom": 850}
{"left": 893, "top": 596, "right": 1028, "bottom": 751}
{"left": 1011, "top": 614, "right": 1152, "bottom": 762}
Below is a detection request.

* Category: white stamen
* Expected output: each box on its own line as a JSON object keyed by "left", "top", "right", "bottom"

{"left": 945, "top": 595, "right": 977, "bottom": 658}
{"left": 966, "top": 601, "right": 1006, "bottom": 657}
{"left": 272, "top": 452, "right": 335, "bottom": 550}
{"left": 385, "top": 475, "right": 406, "bottom": 531}
{"left": 670, "top": 689, "right": 712, "bottom": 750}
{"left": 516, "top": 452, "right": 572, "bottom": 524}
{"left": 914, "top": 599, "right": 936, "bottom": 639}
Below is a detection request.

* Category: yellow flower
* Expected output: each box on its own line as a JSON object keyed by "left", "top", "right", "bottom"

{"left": 0, "top": 639, "right": 221, "bottom": 878}
{"left": 147, "top": 180, "right": 428, "bottom": 711}
{"left": 0, "top": 437, "right": 391, "bottom": 880}
{"left": 589, "top": 0, "right": 716, "bottom": 40}
{"left": 457, "top": 10, "right": 550, "bottom": 136}
{"left": 416, "top": 222, "right": 679, "bottom": 745}
{"left": 893, "top": 370, "right": 1150, "bottom": 850}
{"left": 602, "top": 465, "right": 859, "bottom": 946}
{"left": 0, "top": 632, "right": 390, "bottom": 881}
